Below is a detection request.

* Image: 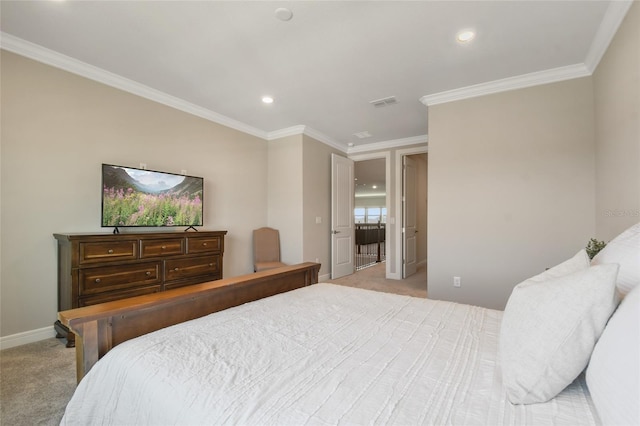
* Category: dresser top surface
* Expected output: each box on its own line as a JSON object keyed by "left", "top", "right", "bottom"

{"left": 54, "top": 230, "right": 227, "bottom": 242}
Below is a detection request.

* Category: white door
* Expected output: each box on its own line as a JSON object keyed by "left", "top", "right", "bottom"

{"left": 403, "top": 155, "right": 417, "bottom": 278}
{"left": 331, "top": 153, "right": 354, "bottom": 279}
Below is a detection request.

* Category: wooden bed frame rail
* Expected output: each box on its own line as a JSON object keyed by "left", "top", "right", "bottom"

{"left": 58, "top": 262, "right": 320, "bottom": 382}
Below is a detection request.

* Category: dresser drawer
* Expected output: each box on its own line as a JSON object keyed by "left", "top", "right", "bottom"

{"left": 79, "top": 240, "right": 138, "bottom": 264}
{"left": 79, "top": 262, "right": 161, "bottom": 296}
{"left": 165, "top": 255, "right": 221, "bottom": 283}
{"left": 187, "top": 236, "right": 222, "bottom": 254}
{"left": 140, "top": 238, "right": 185, "bottom": 258}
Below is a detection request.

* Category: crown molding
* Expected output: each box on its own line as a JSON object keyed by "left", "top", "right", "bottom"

{"left": 420, "top": 1, "right": 632, "bottom": 108}
{"left": 420, "top": 64, "right": 590, "bottom": 107}
{"left": 302, "top": 126, "right": 347, "bottom": 152}
{"left": 0, "top": 32, "right": 268, "bottom": 140}
{"left": 267, "top": 126, "right": 428, "bottom": 154}
{"left": 266, "top": 125, "right": 307, "bottom": 140}
{"left": 584, "top": 0, "right": 633, "bottom": 73}
{"left": 347, "top": 134, "right": 428, "bottom": 154}
{"left": 267, "top": 125, "right": 347, "bottom": 152}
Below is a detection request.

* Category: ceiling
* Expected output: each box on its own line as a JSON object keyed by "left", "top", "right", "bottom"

{"left": 0, "top": 1, "right": 630, "bottom": 154}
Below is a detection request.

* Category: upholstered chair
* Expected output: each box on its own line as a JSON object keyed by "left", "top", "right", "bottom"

{"left": 253, "top": 227, "right": 287, "bottom": 272}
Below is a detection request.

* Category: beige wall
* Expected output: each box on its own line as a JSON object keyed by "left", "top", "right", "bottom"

{"left": 267, "top": 135, "right": 304, "bottom": 266}
{"left": 1, "top": 51, "right": 269, "bottom": 337}
{"left": 266, "top": 134, "right": 341, "bottom": 280}
{"left": 593, "top": 2, "right": 640, "bottom": 241}
{"left": 428, "top": 77, "right": 596, "bottom": 310}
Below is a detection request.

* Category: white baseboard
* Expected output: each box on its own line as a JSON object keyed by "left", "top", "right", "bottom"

{"left": 319, "top": 272, "right": 331, "bottom": 282}
{"left": 0, "top": 326, "right": 57, "bottom": 350}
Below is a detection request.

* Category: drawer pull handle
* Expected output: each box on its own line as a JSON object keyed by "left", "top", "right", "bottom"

{"left": 209, "top": 263, "right": 213, "bottom": 267}
{"left": 107, "top": 249, "right": 114, "bottom": 254}
{"left": 161, "top": 246, "right": 166, "bottom": 249}
{"left": 174, "top": 267, "right": 179, "bottom": 271}
{"left": 146, "top": 271, "right": 151, "bottom": 276}
{"left": 95, "top": 278, "right": 101, "bottom": 283}
{"left": 203, "top": 242, "right": 207, "bottom": 246}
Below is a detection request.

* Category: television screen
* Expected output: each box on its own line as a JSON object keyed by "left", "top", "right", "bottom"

{"left": 101, "top": 164, "right": 203, "bottom": 228}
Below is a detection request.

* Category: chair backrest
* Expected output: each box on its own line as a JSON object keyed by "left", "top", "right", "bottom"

{"left": 253, "top": 227, "right": 281, "bottom": 264}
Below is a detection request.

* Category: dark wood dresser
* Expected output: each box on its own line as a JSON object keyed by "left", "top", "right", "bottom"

{"left": 53, "top": 230, "right": 227, "bottom": 347}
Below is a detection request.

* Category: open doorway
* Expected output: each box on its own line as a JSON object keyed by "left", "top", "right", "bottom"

{"left": 354, "top": 158, "right": 387, "bottom": 272}
{"left": 329, "top": 149, "right": 427, "bottom": 296}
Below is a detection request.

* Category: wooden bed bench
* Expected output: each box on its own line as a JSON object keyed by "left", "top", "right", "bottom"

{"left": 58, "top": 262, "right": 320, "bottom": 382}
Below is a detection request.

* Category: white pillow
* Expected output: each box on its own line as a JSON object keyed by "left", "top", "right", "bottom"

{"left": 591, "top": 222, "right": 640, "bottom": 297}
{"left": 586, "top": 285, "right": 640, "bottom": 426}
{"left": 500, "top": 263, "right": 619, "bottom": 404}
{"left": 519, "top": 249, "right": 590, "bottom": 287}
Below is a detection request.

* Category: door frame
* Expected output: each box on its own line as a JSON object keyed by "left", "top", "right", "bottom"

{"left": 394, "top": 146, "right": 428, "bottom": 280}
{"left": 349, "top": 151, "right": 391, "bottom": 279}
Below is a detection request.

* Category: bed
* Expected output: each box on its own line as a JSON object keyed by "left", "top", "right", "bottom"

{"left": 59, "top": 224, "right": 640, "bottom": 426}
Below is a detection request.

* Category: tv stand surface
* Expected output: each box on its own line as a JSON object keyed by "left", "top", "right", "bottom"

{"left": 53, "top": 230, "right": 227, "bottom": 347}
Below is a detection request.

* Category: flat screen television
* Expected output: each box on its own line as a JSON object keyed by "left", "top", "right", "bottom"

{"left": 101, "top": 164, "right": 203, "bottom": 229}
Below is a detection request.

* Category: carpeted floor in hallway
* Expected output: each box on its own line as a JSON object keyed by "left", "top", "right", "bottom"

{"left": 326, "top": 261, "right": 427, "bottom": 298}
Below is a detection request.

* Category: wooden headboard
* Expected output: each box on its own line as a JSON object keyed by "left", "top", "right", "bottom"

{"left": 58, "top": 262, "right": 320, "bottom": 382}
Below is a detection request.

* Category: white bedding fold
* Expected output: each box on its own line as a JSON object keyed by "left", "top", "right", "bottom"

{"left": 61, "top": 283, "right": 599, "bottom": 425}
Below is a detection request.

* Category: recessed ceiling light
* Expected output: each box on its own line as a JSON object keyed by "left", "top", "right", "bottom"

{"left": 262, "top": 96, "right": 274, "bottom": 104}
{"left": 456, "top": 30, "right": 476, "bottom": 43}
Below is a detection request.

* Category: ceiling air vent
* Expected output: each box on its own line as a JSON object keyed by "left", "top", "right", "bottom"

{"left": 370, "top": 96, "right": 398, "bottom": 108}
{"left": 353, "top": 131, "right": 372, "bottom": 139}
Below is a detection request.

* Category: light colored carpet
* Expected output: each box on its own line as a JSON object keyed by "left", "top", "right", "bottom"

{"left": 326, "top": 261, "right": 427, "bottom": 298}
{"left": 0, "top": 337, "right": 75, "bottom": 425}
{"left": 0, "top": 264, "right": 426, "bottom": 424}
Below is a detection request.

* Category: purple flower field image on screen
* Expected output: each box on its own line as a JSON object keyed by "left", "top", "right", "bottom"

{"left": 102, "top": 165, "right": 203, "bottom": 227}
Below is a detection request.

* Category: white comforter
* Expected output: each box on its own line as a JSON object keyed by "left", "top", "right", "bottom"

{"left": 61, "top": 284, "right": 599, "bottom": 425}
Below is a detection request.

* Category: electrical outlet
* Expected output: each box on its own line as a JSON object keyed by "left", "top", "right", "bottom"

{"left": 453, "top": 276, "right": 461, "bottom": 287}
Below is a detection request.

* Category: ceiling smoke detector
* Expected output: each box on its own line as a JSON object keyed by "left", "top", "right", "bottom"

{"left": 275, "top": 8, "right": 293, "bottom": 21}
{"left": 369, "top": 96, "right": 397, "bottom": 108}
